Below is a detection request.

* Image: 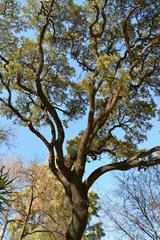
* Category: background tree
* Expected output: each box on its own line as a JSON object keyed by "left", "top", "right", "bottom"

{"left": 0, "top": 166, "right": 12, "bottom": 216}
{"left": 0, "top": 161, "right": 104, "bottom": 240}
{"left": 0, "top": 0, "right": 160, "bottom": 239}
{"left": 101, "top": 167, "right": 160, "bottom": 240}
{"left": 9, "top": 163, "right": 71, "bottom": 240}
{"left": 0, "top": 128, "right": 14, "bottom": 240}
{"left": 0, "top": 126, "right": 14, "bottom": 215}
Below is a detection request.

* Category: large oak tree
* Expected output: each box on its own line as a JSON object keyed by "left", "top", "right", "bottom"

{"left": 0, "top": 0, "right": 160, "bottom": 239}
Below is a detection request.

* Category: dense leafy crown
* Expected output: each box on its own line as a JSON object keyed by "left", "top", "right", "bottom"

{"left": 0, "top": 0, "right": 160, "bottom": 187}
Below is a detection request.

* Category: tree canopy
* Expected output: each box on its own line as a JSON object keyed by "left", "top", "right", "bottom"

{"left": 0, "top": 0, "right": 160, "bottom": 239}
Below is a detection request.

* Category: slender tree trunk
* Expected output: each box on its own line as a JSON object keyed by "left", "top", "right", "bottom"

{"left": 18, "top": 189, "right": 33, "bottom": 240}
{"left": 65, "top": 182, "right": 89, "bottom": 240}
{"left": 0, "top": 216, "right": 8, "bottom": 240}
{"left": 0, "top": 204, "right": 11, "bottom": 240}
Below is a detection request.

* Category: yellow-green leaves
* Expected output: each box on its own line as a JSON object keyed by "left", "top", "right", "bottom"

{"left": 80, "top": 73, "right": 95, "bottom": 93}
{"left": 96, "top": 54, "right": 118, "bottom": 71}
{"left": 7, "top": 62, "right": 22, "bottom": 79}
{"left": 78, "top": 54, "right": 129, "bottom": 100}
{"left": 70, "top": 3, "right": 79, "bottom": 16}
{"left": 6, "top": 39, "right": 36, "bottom": 79}
{"left": 79, "top": 54, "right": 118, "bottom": 95}
{"left": 116, "top": 68, "right": 130, "bottom": 97}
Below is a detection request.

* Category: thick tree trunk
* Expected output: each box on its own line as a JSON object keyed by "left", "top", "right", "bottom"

{"left": 66, "top": 208, "right": 88, "bottom": 240}
{"left": 65, "top": 182, "right": 89, "bottom": 240}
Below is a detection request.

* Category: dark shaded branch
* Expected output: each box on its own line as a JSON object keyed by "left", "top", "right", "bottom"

{"left": 16, "top": 72, "right": 36, "bottom": 95}
{"left": 129, "top": 35, "right": 160, "bottom": 74}
{"left": 75, "top": 88, "right": 96, "bottom": 177}
{"left": 75, "top": 92, "right": 120, "bottom": 178}
{"left": 0, "top": 77, "right": 51, "bottom": 149}
{"left": 88, "top": 1, "right": 108, "bottom": 56}
{"left": 85, "top": 146, "right": 160, "bottom": 190}
{"left": 0, "top": 54, "right": 10, "bottom": 71}
{"left": 0, "top": 55, "right": 9, "bottom": 64}
{"left": 123, "top": 4, "right": 141, "bottom": 61}
{"left": 27, "top": 121, "right": 51, "bottom": 149}
{"left": 45, "top": 112, "right": 56, "bottom": 147}
{"left": 88, "top": 93, "right": 120, "bottom": 147}
{"left": 34, "top": 0, "right": 71, "bottom": 180}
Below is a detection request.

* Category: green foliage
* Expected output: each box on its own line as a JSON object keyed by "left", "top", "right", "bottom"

{"left": 84, "top": 222, "right": 105, "bottom": 240}
{"left": 0, "top": 166, "right": 12, "bottom": 215}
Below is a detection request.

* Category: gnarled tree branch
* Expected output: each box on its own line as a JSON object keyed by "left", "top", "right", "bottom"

{"left": 85, "top": 146, "right": 160, "bottom": 190}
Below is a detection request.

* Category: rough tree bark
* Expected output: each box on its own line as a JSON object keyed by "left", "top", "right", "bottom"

{"left": 65, "top": 182, "right": 89, "bottom": 240}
